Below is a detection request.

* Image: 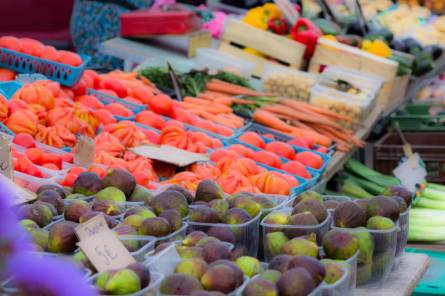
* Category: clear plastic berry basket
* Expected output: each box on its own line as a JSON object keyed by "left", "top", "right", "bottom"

{"left": 321, "top": 263, "right": 352, "bottom": 296}
{"left": 0, "top": 80, "right": 22, "bottom": 98}
{"left": 331, "top": 226, "right": 398, "bottom": 287}
{"left": 86, "top": 88, "right": 146, "bottom": 114}
{"left": 322, "top": 195, "right": 352, "bottom": 215}
{"left": 236, "top": 273, "right": 324, "bottom": 296}
{"left": 0, "top": 47, "right": 90, "bottom": 86}
{"left": 187, "top": 212, "right": 261, "bottom": 256}
{"left": 136, "top": 222, "right": 189, "bottom": 246}
{"left": 117, "top": 235, "right": 157, "bottom": 262}
{"left": 89, "top": 271, "right": 163, "bottom": 296}
{"left": 14, "top": 170, "right": 58, "bottom": 193}
{"left": 261, "top": 207, "right": 331, "bottom": 262}
{"left": 395, "top": 208, "right": 409, "bottom": 258}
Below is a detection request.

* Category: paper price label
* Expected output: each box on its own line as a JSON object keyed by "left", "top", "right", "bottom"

{"left": 78, "top": 230, "right": 136, "bottom": 272}
{"left": 393, "top": 153, "right": 427, "bottom": 193}
{"left": 74, "top": 135, "right": 94, "bottom": 166}
{"left": 0, "top": 135, "right": 13, "bottom": 179}
{"left": 75, "top": 214, "right": 109, "bottom": 241}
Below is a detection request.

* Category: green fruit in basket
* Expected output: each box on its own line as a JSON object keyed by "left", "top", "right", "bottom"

{"left": 281, "top": 238, "right": 319, "bottom": 257}
{"left": 160, "top": 209, "right": 183, "bottom": 232}
{"left": 223, "top": 208, "right": 252, "bottom": 224}
{"left": 320, "top": 260, "right": 344, "bottom": 284}
{"left": 196, "top": 237, "right": 221, "bottom": 248}
{"left": 72, "top": 250, "right": 96, "bottom": 272}
{"left": 195, "top": 179, "right": 224, "bottom": 202}
{"left": 48, "top": 221, "right": 78, "bottom": 253}
{"left": 209, "top": 199, "right": 230, "bottom": 219}
{"left": 114, "top": 224, "right": 137, "bottom": 236}
{"left": 37, "top": 184, "right": 66, "bottom": 199}
{"left": 38, "top": 189, "right": 65, "bottom": 214}
{"left": 354, "top": 199, "right": 369, "bottom": 212}
{"left": 73, "top": 172, "right": 102, "bottom": 196}
{"left": 243, "top": 277, "right": 278, "bottom": 296}
{"left": 175, "top": 258, "right": 208, "bottom": 279}
{"left": 123, "top": 214, "right": 145, "bottom": 230}
{"left": 232, "top": 245, "right": 249, "bottom": 260}
{"left": 207, "top": 226, "right": 235, "bottom": 244}
{"left": 96, "top": 268, "right": 141, "bottom": 295}
{"left": 64, "top": 200, "right": 91, "bottom": 223}
{"left": 235, "top": 256, "right": 263, "bottom": 277}
{"left": 367, "top": 216, "right": 395, "bottom": 230}
{"left": 125, "top": 206, "right": 156, "bottom": 219}
{"left": 129, "top": 185, "right": 155, "bottom": 205}
{"left": 160, "top": 274, "right": 203, "bottom": 295}
{"left": 297, "top": 191, "right": 324, "bottom": 204}
{"left": 232, "top": 197, "right": 262, "bottom": 218}
{"left": 35, "top": 201, "right": 58, "bottom": 216}
{"left": 277, "top": 268, "right": 317, "bottom": 296}
{"left": 263, "top": 212, "right": 289, "bottom": 233}
{"left": 352, "top": 229, "right": 374, "bottom": 265}
{"left": 166, "top": 184, "right": 195, "bottom": 204}
{"left": 80, "top": 211, "right": 119, "bottom": 229}
{"left": 183, "top": 231, "right": 208, "bottom": 247}
{"left": 176, "top": 246, "right": 204, "bottom": 259}
{"left": 96, "top": 187, "right": 126, "bottom": 203}
{"left": 210, "top": 260, "right": 244, "bottom": 287}
{"left": 120, "top": 237, "right": 140, "bottom": 252}
{"left": 17, "top": 204, "right": 53, "bottom": 227}
{"left": 259, "top": 269, "right": 282, "bottom": 284}
{"left": 127, "top": 262, "right": 151, "bottom": 288}
{"left": 102, "top": 168, "right": 136, "bottom": 198}
{"left": 269, "top": 255, "right": 294, "bottom": 273}
{"left": 29, "top": 228, "right": 49, "bottom": 251}
{"left": 92, "top": 200, "right": 122, "bottom": 216}
{"left": 334, "top": 201, "right": 367, "bottom": 228}
{"left": 382, "top": 185, "right": 413, "bottom": 207}
{"left": 189, "top": 207, "right": 220, "bottom": 223}
{"left": 372, "top": 251, "right": 392, "bottom": 277}
{"left": 285, "top": 212, "right": 319, "bottom": 238}
{"left": 201, "top": 264, "right": 238, "bottom": 294}
{"left": 288, "top": 256, "right": 326, "bottom": 285}
{"left": 19, "top": 219, "right": 40, "bottom": 231}
{"left": 65, "top": 193, "right": 87, "bottom": 200}
{"left": 152, "top": 191, "right": 188, "bottom": 218}
{"left": 357, "top": 262, "right": 372, "bottom": 285}
{"left": 266, "top": 232, "right": 289, "bottom": 257}
{"left": 322, "top": 229, "right": 360, "bottom": 260}
{"left": 138, "top": 217, "right": 171, "bottom": 237}
{"left": 292, "top": 199, "right": 327, "bottom": 224}
{"left": 389, "top": 196, "right": 408, "bottom": 214}
{"left": 202, "top": 241, "right": 232, "bottom": 263}
{"left": 252, "top": 195, "right": 276, "bottom": 210}
{"left": 366, "top": 196, "right": 400, "bottom": 222}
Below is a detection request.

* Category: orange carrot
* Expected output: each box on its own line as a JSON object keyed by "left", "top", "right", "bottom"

{"left": 199, "top": 111, "right": 239, "bottom": 128}
{"left": 206, "top": 79, "right": 270, "bottom": 97}
{"left": 262, "top": 105, "right": 343, "bottom": 129}
{"left": 281, "top": 99, "right": 354, "bottom": 122}
{"left": 180, "top": 102, "right": 231, "bottom": 114}
{"left": 252, "top": 109, "right": 295, "bottom": 133}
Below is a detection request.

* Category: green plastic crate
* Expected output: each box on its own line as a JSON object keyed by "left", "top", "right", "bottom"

{"left": 406, "top": 248, "right": 445, "bottom": 295}
{"left": 390, "top": 104, "right": 445, "bottom": 131}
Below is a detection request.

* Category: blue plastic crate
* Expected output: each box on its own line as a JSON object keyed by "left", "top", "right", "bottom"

{"left": 0, "top": 122, "right": 15, "bottom": 136}
{"left": 240, "top": 122, "right": 336, "bottom": 154}
{"left": 15, "top": 73, "right": 48, "bottom": 84}
{"left": 407, "top": 248, "right": 445, "bottom": 295}
{"left": 0, "top": 47, "right": 90, "bottom": 86}
{"left": 0, "top": 81, "right": 22, "bottom": 99}
{"left": 86, "top": 88, "right": 146, "bottom": 114}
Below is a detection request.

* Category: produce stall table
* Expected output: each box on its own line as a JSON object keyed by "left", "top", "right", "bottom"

{"left": 356, "top": 252, "right": 429, "bottom": 296}
{"left": 321, "top": 105, "right": 384, "bottom": 183}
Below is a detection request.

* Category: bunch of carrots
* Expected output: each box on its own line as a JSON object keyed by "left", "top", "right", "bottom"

{"left": 253, "top": 100, "right": 364, "bottom": 152}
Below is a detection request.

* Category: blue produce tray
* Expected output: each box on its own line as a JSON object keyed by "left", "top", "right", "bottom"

{"left": 0, "top": 122, "right": 15, "bottom": 136}
{"left": 0, "top": 81, "right": 22, "bottom": 99}
{"left": 240, "top": 122, "right": 336, "bottom": 154}
{"left": 0, "top": 47, "right": 90, "bottom": 86}
{"left": 407, "top": 248, "right": 445, "bottom": 296}
{"left": 255, "top": 162, "right": 310, "bottom": 195}
{"left": 86, "top": 88, "right": 146, "bottom": 114}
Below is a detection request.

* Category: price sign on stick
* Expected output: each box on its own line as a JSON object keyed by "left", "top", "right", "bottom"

{"left": 0, "top": 135, "right": 13, "bottom": 179}
{"left": 78, "top": 230, "right": 136, "bottom": 272}
{"left": 74, "top": 135, "right": 94, "bottom": 166}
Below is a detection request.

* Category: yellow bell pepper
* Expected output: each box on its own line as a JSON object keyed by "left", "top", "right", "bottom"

{"left": 243, "top": 7, "right": 268, "bottom": 30}
{"left": 263, "top": 3, "right": 282, "bottom": 19}
{"left": 361, "top": 39, "right": 392, "bottom": 58}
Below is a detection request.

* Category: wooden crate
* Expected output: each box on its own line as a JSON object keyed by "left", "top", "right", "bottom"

{"left": 219, "top": 19, "right": 305, "bottom": 77}
{"left": 309, "top": 38, "right": 399, "bottom": 110}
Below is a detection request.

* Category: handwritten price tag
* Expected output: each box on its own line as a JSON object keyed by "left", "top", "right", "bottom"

{"left": 75, "top": 214, "right": 109, "bottom": 241}
{"left": 74, "top": 135, "right": 94, "bottom": 166}
{"left": 78, "top": 230, "right": 136, "bottom": 272}
{"left": 0, "top": 135, "right": 13, "bottom": 179}
{"left": 393, "top": 152, "right": 427, "bottom": 193}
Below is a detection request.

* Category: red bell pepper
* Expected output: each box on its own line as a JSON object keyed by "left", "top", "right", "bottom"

{"left": 268, "top": 17, "right": 289, "bottom": 35}
{"left": 291, "top": 18, "right": 322, "bottom": 60}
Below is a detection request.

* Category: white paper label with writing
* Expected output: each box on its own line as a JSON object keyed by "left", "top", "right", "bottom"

{"left": 75, "top": 214, "right": 109, "bottom": 241}
{"left": 0, "top": 135, "right": 13, "bottom": 179}
{"left": 74, "top": 135, "right": 95, "bottom": 166}
{"left": 393, "top": 153, "right": 427, "bottom": 193}
{"left": 78, "top": 230, "right": 136, "bottom": 272}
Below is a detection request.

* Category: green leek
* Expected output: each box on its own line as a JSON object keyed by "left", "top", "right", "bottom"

{"left": 408, "top": 225, "right": 445, "bottom": 242}
{"left": 421, "top": 187, "right": 445, "bottom": 201}
{"left": 414, "top": 197, "right": 445, "bottom": 210}
{"left": 426, "top": 182, "right": 445, "bottom": 192}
